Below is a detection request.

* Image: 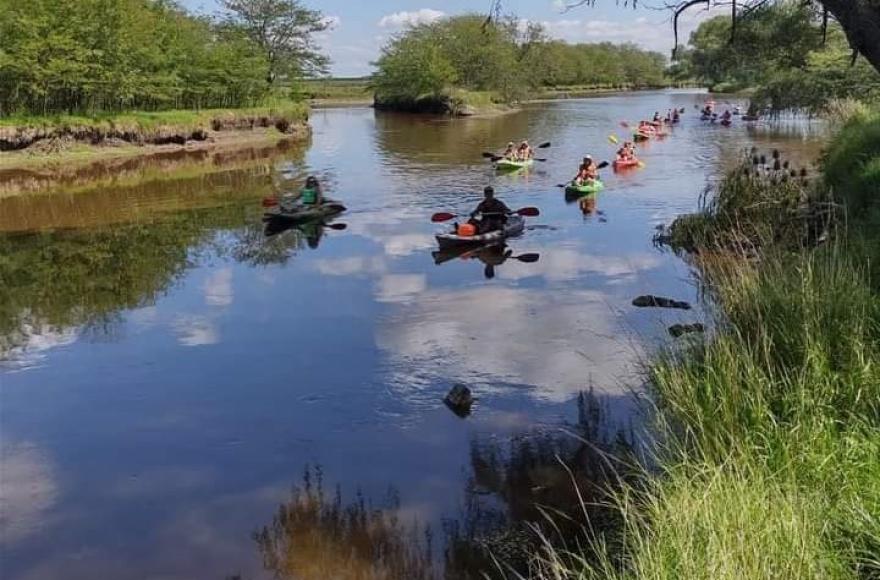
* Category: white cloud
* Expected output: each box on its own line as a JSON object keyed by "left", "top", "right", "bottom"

{"left": 0, "top": 441, "right": 58, "bottom": 545}
{"left": 376, "top": 286, "right": 642, "bottom": 402}
{"left": 173, "top": 315, "right": 219, "bottom": 347}
{"left": 378, "top": 9, "right": 446, "bottom": 29}
{"left": 527, "top": 6, "right": 727, "bottom": 54}
{"left": 0, "top": 321, "right": 78, "bottom": 371}
{"left": 203, "top": 268, "right": 233, "bottom": 308}
{"left": 499, "top": 248, "right": 663, "bottom": 283}
{"left": 375, "top": 274, "right": 427, "bottom": 304}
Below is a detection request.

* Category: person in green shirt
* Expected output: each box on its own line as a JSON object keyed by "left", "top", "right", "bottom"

{"left": 300, "top": 176, "right": 324, "bottom": 206}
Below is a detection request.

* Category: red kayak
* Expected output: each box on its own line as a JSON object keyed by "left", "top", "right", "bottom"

{"left": 613, "top": 157, "right": 641, "bottom": 170}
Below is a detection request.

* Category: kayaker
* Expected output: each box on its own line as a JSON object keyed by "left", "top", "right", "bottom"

{"left": 653, "top": 111, "right": 662, "bottom": 123}
{"left": 575, "top": 155, "right": 598, "bottom": 184}
{"left": 672, "top": 109, "right": 681, "bottom": 123}
{"left": 517, "top": 140, "right": 533, "bottom": 161}
{"left": 300, "top": 176, "right": 324, "bottom": 206}
{"left": 502, "top": 142, "right": 516, "bottom": 160}
{"left": 468, "top": 186, "right": 510, "bottom": 234}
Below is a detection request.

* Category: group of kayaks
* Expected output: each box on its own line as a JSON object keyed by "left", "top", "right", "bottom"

{"left": 262, "top": 104, "right": 694, "bottom": 255}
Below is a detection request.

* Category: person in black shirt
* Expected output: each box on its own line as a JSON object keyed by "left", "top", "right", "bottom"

{"left": 469, "top": 186, "right": 510, "bottom": 234}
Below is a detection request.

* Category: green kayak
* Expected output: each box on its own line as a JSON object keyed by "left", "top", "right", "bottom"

{"left": 565, "top": 180, "right": 604, "bottom": 195}
{"left": 495, "top": 158, "right": 534, "bottom": 171}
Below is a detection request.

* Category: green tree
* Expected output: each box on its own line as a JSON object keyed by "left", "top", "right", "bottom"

{"left": 372, "top": 32, "right": 457, "bottom": 105}
{"left": 220, "top": 0, "right": 330, "bottom": 87}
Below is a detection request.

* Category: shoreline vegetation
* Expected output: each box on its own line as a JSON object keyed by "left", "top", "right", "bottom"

{"left": 533, "top": 104, "right": 880, "bottom": 579}
{"left": 370, "top": 14, "right": 668, "bottom": 116}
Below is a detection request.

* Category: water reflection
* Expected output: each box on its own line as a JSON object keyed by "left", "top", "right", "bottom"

{"left": 432, "top": 243, "right": 540, "bottom": 280}
{"left": 254, "top": 466, "right": 435, "bottom": 580}
{"left": 0, "top": 139, "right": 308, "bottom": 221}
{"left": 0, "top": 97, "right": 829, "bottom": 580}
{"left": 373, "top": 112, "right": 535, "bottom": 169}
{"left": 252, "top": 391, "right": 638, "bottom": 580}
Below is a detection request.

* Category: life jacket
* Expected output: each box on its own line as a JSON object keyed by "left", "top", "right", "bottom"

{"left": 301, "top": 187, "right": 318, "bottom": 205}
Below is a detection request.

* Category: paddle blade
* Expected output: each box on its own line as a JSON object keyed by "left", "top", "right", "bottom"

{"left": 514, "top": 253, "right": 540, "bottom": 263}
{"left": 596, "top": 161, "right": 610, "bottom": 169}
{"left": 537, "top": 141, "right": 551, "bottom": 149}
{"left": 533, "top": 158, "right": 547, "bottom": 162}
{"left": 482, "top": 152, "right": 497, "bottom": 159}
{"left": 516, "top": 207, "right": 540, "bottom": 217}
{"left": 619, "top": 121, "right": 630, "bottom": 128}
{"left": 261, "top": 197, "right": 278, "bottom": 207}
{"left": 325, "top": 222, "right": 348, "bottom": 230}
{"left": 637, "top": 161, "right": 646, "bottom": 168}
{"left": 431, "top": 212, "right": 456, "bottom": 223}
{"left": 326, "top": 203, "right": 347, "bottom": 212}
{"left": 608, "top": 134, "right": 619, "bottom": 144}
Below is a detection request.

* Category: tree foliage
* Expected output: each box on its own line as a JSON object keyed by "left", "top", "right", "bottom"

{"left": 0, "top": 0, "right": 329, "bottom": 116}
{"left": 372, "top": 14, "right": 667, "bottom": 107}
{"left": 671, "top": 2, "right": 880, "bottom": 110}
{"left": 221, "top": 0, "right": 330, "bottom": 86}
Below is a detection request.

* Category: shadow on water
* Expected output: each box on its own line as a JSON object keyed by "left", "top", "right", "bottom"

{"left": 247, "top": 390, "right": 641, "bottom": 580}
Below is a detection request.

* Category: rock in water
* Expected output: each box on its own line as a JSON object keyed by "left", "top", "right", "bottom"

{"left": 444, "top": 384, "right": 474, "bottom": 418}
{"left": 632, "top": 295, "right": 692, "bottom": 310}
{"left": 668, "top": 323, "right": 705, "bottom": 337}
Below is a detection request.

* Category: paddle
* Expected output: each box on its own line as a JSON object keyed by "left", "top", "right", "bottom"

{"left": 608, "top": 134, "right": 620, "bottom": 144}
{"left": 431, "top": 206, "right": 540, "bottom": 223}
{"left": 323, "top": 222, "right": 348, "bottom": 230}
{"left": 512, "top": 253, "right": 540, "bottom": 263}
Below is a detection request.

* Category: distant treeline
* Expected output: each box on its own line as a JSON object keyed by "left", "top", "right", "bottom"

{"left": 372, "top": 15, "right": 667, "bottom": 109}
{"left": 0, "top": 0, "right": 322, "bottom": 116}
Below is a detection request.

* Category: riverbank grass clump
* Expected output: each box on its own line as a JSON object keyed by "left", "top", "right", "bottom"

{"left": 530, "top": 114, "right": 880, "bottom": 580}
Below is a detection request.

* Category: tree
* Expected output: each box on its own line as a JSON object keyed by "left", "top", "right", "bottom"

{"left": 534, "top": 0, "right": 880, "bottom": 75}
{"left": 221, "top": 0, "right": 330, "bottom": 87}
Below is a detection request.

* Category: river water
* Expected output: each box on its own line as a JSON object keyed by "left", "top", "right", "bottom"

{"left": 0, "top": 92, "right": 825, "bottom": 580}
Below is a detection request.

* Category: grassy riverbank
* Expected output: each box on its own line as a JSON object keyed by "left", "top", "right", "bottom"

{"left": 0, "top": 103, "right": 310, "bottom": 175}
{"left": 531, "top": 109, "right": 880, "bottom": 579}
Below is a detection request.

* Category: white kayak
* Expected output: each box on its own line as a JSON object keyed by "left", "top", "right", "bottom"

{"left": 435, "top": 215, "right": 525, "bottom": 249}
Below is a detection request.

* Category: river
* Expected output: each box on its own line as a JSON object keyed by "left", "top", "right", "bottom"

{"left": 0, "top": 91, "right": 825, "bottom": 580}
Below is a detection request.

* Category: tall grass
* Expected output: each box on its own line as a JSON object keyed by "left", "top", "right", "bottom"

{"left": 525, "top": 118, "right": 880, "bottom": 580}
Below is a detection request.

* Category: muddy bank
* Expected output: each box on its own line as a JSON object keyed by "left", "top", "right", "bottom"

{"left": 0, "top": 109, "right": 309, "bottom": 152}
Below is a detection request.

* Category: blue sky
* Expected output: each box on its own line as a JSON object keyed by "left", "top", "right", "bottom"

{"left": 181, "top": 0, "right": 719, "bottom": 76}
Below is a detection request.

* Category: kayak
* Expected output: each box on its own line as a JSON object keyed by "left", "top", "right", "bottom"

{"left": 263, "top": 200, "right": 345, "bottom": 223}
{"left": 435, "top": 215, "right": 525, "bottom": 249}
{"left": 495, "top": 158, "right": 533, "bottom": 171}
{"left": 613, "top": 158, "right": 641, "bottom": 170}
{"left": 565, "top": 180, "right": 604, "bottom": 195}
